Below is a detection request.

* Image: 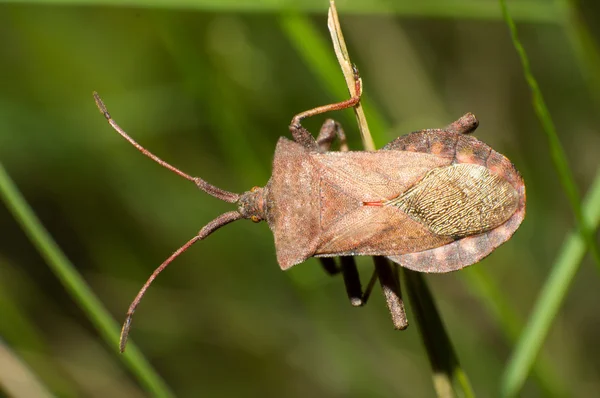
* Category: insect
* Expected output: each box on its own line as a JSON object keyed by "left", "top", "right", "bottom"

{"left": 94, "top": 75, "right": 525, "bottom": 352}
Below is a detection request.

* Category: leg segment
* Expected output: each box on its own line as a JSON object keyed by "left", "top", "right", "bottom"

{"left": 383, "top": 113, "right": 480, "bottom": 151}
{"left": 319, "top": 257, "right": 378, "bottom": 307}
{"left": 289, "top": 70, "right": 362, "bottom": 150}
{"left": 374, "top": 257, "right": 408, "bottom": 330}
{"left": 316, "top": 119, "right": 348, "bottom": 152}
{"left": 444, "top": 112, "right": 479, "bottom": 135}
{"left": 320, "top": 257, "right": 338, "bottom": 275}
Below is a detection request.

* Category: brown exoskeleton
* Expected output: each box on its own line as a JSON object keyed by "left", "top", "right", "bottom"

{"left": 94, "top": 75, "right": 525, "bottom": 352}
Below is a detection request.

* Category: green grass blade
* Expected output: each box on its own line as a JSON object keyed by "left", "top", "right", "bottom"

{"left": 500, "top": 168, "right": 600, "bottom": 397}
{"left": 278, "top": 12, "right": 388, "bottom": 144}
{"left": 0, "top": 0, "right": 562, "bottom": 22}
{"left": 498, "top": 0, "right": 600, "bottom": 271}
{"left": 462, "top": 267, "right": 568, "bottom": 396}
{"left": 0, "top": 263, "right": 80, "bottom": 396}
{"left": 0, "top": 338, "right": 53, "bottom": 398}
{"left": 404, "top": 270, "right": 475, "bottom": 398}
{"left": 499, "top": 0, "right": 600, "bottom": 394}
{"left": 0, "top": 162, "right": 174, "bottom": 398}
{"left": 559, "top": 0, "right": 600, "bottom": 111}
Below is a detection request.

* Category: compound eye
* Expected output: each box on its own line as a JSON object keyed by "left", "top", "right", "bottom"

{"left": 251, "top": 215, "right": 261, "bottom": 223}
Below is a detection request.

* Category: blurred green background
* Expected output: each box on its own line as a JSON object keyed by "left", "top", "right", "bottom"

{"left": 1, "top": 0, "right": 599, "bottom": 397}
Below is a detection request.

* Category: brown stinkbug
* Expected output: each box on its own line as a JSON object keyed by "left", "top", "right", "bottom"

{"left": 93, "top": 74, "right": 525, "bottom": 352}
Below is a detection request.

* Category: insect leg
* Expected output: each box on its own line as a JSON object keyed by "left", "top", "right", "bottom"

{"left": 319, "top": 258, "right": 361, "bottom": 306}
{"left": 319, "top": 258, "right": 339, "bottom": 275}
{"left": 340, "top": 257, "right": 366, "bottom": 307}
{"left": 374, "top": 257, "right": 408, "bottom": 330}
{"left": 289, "top": 69, "right": 361, "bottom": 150}
{"left": 315, "top": 119, "right": 348, "bottom": 152}
{"left": 444, "top": 113, "right": 479, "bottom": 135}
{"left": 319, "top": 257, "right": 378, "bottom": 307}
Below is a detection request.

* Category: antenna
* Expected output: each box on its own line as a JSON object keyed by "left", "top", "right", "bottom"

{"left": 93, "top": 92, "right": 240, "bottom": 203}
{"left": 119, "top": 211, "right": 243, "bottom": 352}
{"left": 93, "top": 92, "right": 246, "bottom": 351}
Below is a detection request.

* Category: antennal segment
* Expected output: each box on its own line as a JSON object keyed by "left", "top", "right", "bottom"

{"left": 93, "top": 92, "right": 240, "bottom": 203}
{"left": 119, "top": 210, "right": 244, "bottom": 352}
